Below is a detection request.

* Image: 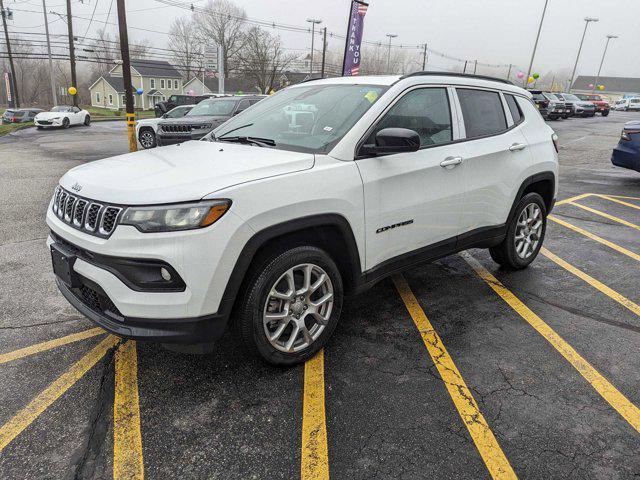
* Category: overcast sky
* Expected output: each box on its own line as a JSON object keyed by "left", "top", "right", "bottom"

{"left": 6, "top": 0, "right": 640, "bottom": 80}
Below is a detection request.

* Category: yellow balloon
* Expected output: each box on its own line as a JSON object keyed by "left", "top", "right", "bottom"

{"left": 68, "top": 86, "right": 77, "bottom": 96}
{"left": 528, "top": 76, "right": 535, "bottom": 83}
{"left": 598, "top": 85, "right": 605, "bottom": 91}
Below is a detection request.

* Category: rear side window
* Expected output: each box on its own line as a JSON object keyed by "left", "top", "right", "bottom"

{"left": 366, "top": 87, "right": 452, "bottom": 147}
{"left": 505, "top": 94, "right": 523, "bottom": 124}
{"left": 457, "top": 88, "right": 507, "bottom": 138}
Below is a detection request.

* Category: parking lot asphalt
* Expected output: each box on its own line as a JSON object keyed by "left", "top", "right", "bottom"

{"left": 1, "top": 112, "right": 639, "bottom": 479}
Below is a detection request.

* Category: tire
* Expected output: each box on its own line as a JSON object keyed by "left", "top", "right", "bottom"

{"left": 232, "top": 245, "right": 343, "bottom": 366}
{"left": 84, "top": 115, "right": 91, "bottom": 126}
{"left": 138, "top": 129, "right": 157, "bottom": 149}
{"left": 602, "top": 110, "right": 609, "bottom": 117}
{"left": 562, "top": 114, "right": 569, "bottom": 119}
{"left": 489, "top": 192, "right": 547, "bottom": 270}
{"left": 36, "top": 126, "right": 43, "bottom": 130}
{"left": 62, "top": 118, "right": 70, "bottom": 129}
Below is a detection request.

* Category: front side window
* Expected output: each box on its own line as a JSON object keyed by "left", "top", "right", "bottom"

{"left": 457, "top": 88, "right": 507, "bottom": 138}
{"left": 365, "top": 88, "right": 452, "bottom": 147}
{"left": 211, "top": 84, "right": 388, "bottom": 154}
{"left": 236, "top": 99, "right": 251, "bottom": 113}
{"left": 505, "top": 94, "right": 523, "bottom": 124}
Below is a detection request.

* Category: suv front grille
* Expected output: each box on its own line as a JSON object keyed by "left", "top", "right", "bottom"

{"left": 52, "top": 186, "right": 123, "bottom": 238}
{"left": 161, "top": 123, "right": 192, "bottom": 133}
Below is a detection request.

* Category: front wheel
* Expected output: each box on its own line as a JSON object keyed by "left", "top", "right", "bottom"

{"left": 84, "top": 115, "right": 91, "bottom": 126}
{"left": 138, "top": 129, "right": 157, "bottom": 149}
{"left": 233, "top": 246, "right": 343, "bottom": 366}
{"left": 601, "top": 110, "right": 609, "bottom": 117}
{"left": 489, "top": 193, "right": 547, "bottom": 270}
{"left": 62, "top": 118, "right": 70, "bottom": 129}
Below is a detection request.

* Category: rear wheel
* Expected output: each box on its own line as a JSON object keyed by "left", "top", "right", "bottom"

{"left": 489, "top": 193, "right": 547, "bottom": 270}
{"left": 233, "top": 246, "right": 343, "bottom": 366}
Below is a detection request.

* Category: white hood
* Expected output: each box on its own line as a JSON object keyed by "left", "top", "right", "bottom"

{"left": 59, "top": 141, "right": 315, "bottom": 205}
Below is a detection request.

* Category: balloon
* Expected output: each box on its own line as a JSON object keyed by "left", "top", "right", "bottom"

{"left": 68, "top": 86, "right": 77, "bottom": 96}
{"left": 588, "top": 83, "right": 594, "bottom": 88}
{"left": 516, "top": 72, "right": 525, "bottom": 79}
{"left": 598, "top": 85, "right": 605, "bottom": 90}
{"left": 528, "top": 76, "right": 535, "bottom": 83}
{"left": 136, "top": 88, "right": 143, "bottom": 95}
{"left": 187, "top": 90, "right": 195, "bottom": 96}
{"left": 532, "top": 73, "right": 540, "bottom": 79}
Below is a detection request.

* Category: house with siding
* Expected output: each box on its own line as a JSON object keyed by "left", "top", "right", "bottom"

{"left": 88, "top": 59, "right": 183, "bottom": 110}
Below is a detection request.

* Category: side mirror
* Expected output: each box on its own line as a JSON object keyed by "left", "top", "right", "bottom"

{"left": 361, "top": 128, "right": 421, "bottom": 156}
{"left": 162, "top": 113, "right": 168, "bottom": 118}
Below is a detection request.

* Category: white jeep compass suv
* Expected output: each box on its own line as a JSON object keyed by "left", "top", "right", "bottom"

{"left": 47, "top": 73, "right": 558, "bottom": 366}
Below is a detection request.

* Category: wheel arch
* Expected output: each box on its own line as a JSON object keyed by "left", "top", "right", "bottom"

{"left": 508, "top": 172, "right": 556, "bottom": 224}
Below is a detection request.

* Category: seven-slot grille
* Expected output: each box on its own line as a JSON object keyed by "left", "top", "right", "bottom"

{"left": 52, "top": 186, "right": 122, "bottom": 238}
{"left": 161, "top": 123, "right": 193, "bottom": 133}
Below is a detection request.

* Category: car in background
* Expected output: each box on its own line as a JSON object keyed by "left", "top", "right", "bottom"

{"left": 34, "top": 106, "right": 90, "bottom": 129}
{"left": 153, "top": 93, "right": 228, "bottom": 117}
{"left": 136, "top": 104, "right": 196, "bottom": 149}
{"left": 156, "top": 95, "right": 266, "bottom": 146}
{"left": 530, "top": 91, "right": 568, "bottom": 120}
{"left": 554, "top": 93, "right": 596, "bottom": 118}
{"left": 612, "top": 121, "right": 640, "bottom": 173}
{"left": 575, "top": 93, "right": 610, "bottom": 116}
{"left": 612, "top": 97, "right": 640, "bottom": 112}
{"left": 1, "top": 108, "right": 44, "bottom": 124}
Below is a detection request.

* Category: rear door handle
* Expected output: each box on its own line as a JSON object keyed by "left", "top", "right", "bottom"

{"left": 509, "top": 143, "right": 527, "bottom": 152}
{"left": 440, "top": 156, "right": 463, "bottom": 168}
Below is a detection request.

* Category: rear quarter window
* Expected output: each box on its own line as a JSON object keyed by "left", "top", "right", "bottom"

{"left": 505, "top": 94, "right": 524, "bottom": 125}
{"left": 457, "top": 88, "right": 507, "bottom": 138}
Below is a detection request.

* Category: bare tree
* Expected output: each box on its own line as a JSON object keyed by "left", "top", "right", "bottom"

{"left": 168, "top": 16, "right": 203, "bottom": 81}
{"left": 86, "top": 28, "right": 150, "bottom": 78}
{"left": 238, "top": 26, "right": 294, "bottom": 93}
{"left": 193, "top": 0, "right": 247, "bottom": 76}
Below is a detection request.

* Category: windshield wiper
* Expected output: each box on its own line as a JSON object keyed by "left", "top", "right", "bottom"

{"left": 216, "top": 123, "right": 254, "bottom": 139}
{"left": 216, "top": 136, "right": 276, "bottom": 147}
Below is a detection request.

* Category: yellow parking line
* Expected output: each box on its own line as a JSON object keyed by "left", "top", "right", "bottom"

{"left": 0, "top": 335, "right": 119, "bottom": 452}
{"left": 114, "top": 340, "right": 144, "bottom": 480}
{"left": 548, "top": 215, "right": 640, "bottom": 262}
{"left": 393, "top": 275, "right": 517, "bottom": 480}
{"left": 604, "top": 194, "right": 640, "bottom": 201}
{"left": 0, "top": 328, "right": 105, "bottom": 365}
{"left": 541, "top": 248, "right": 640, "bottom": 318}
{"left": 555, "top": 193, "right": 593, "bottom": 206}
{"left": 596, "top": 194, "right": 640, "bottom": 212}
{"left": 301, "top": 349, "right": 329, "bottom": 480}
{"left": 567, "top": 202, "right": 640, "bottom": 232}
{"left": 462, "top": 252, "right": 640, "bottom": 433}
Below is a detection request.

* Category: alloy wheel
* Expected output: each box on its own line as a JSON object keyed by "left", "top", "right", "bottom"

{"left": 262, "top": 263, "right": 334, "bottom": 353}
{"left": 514, "top": 203, "right": 543, "bottom": 259}
{"left": 140, "top": 131, "right": 155, "bottom": 148}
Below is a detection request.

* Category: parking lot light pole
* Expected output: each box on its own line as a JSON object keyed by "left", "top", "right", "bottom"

{"left": 40, "top": 0, "right": 57, "bottom": 106}
{"left": 593, "top": 34, "right": 618, "bottom": 93}
{"left": 306, "top": 18, "right": 322, "bottom": 76}
{"left": 525, "top": 0, "right": 550, "bottom": 87}
{"left": 386, "top": 33, "right": 397, "bottom": 74}
{"left": 569, "top": 17, "right": 599, "bottom": 92}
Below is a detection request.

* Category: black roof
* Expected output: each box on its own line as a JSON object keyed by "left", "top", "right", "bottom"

{"left": 103, "top": 76, "right": 133, "bottom": 93}
{"left": 131, "top": 59, "right": 182, "bottom": 78}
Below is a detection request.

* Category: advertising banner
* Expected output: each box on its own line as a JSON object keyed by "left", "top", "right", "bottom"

{"left": 342, "top": 0, "right": 369, "bottom": 76}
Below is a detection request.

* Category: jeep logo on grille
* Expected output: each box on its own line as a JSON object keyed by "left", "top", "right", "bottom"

{"left": 71, "top": 183, "right": 82, "bottom": 192}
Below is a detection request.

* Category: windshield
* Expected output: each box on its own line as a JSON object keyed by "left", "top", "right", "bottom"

{"left": 51, "top": 106, "right": 72, "bottom": 112}
{"left": 166, "top": 106, "right": 192, "bottom": 118}
{"left": 631, "top": 99, "right": 640, "bottom": 104}
{"left": 210, "top": 84, "right": 389, "bottom": 154}
{"left": 188, "top": 99, "right": 237, "bottom": 117}
{"left": 563, "top": 94, "right": 581, "bottom": 101}
{"left": 543, "top": 93, "right": 560, "bottom": 101}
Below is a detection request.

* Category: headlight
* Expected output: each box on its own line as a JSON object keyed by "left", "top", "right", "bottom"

{"left": 120, "top": 199, "right": 231, "bottom": 232}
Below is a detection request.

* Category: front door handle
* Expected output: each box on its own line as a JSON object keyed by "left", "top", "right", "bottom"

{"left": 509, "top": 143, "right": 527, "bottom": 152}
{"left": 440, "top": 156, "right": 463, "bottom": 168}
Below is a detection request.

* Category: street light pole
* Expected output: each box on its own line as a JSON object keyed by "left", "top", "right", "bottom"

{"left": 569, "top": 17, "right": 598, "bottom": 92}
{"left": 41, "top": 0, "right": 57, "bottom": 106}
{"left": 525, "top": 0, "right": 550, "bottom": 87}
{"left": 593, "top": 34, "right": 618, "bottom": 93}
{"left": 306, "top": 18, "right": 322, "bottom": 76}
{"left": 421, "top": 43, "right": 428, "bottom": 70}
{"left": 386, "top": 33, "right": 397, "bottom": 74}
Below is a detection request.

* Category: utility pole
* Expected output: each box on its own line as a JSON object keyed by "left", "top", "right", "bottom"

{"left": 463, "top": 60, "right": 468, "bottom": 74}
{"left": 421, "top": 43, "right": 428, "bottom": 70}
{"left": 569, "top": 17, "right": 598, "bottom": 92}
{"left": 593, "top": 34, "right": 618, "bottom": 93}
{"left": 0, "top": 0, "right": 19, "bottom": 107}
{"left": 473, "top": 59, "right": 478, "bottom": 74}
{"left": 526, "top": 0, "right": 550, "bottom": 86}
{"left": 385, "top": 33, "right": 397, "bottom": 74}
{"left": 116, "top": 0, "right": 137, "bottom": 152}
{"left": 306, "top": 18, "right": 322, "bottom": 76}
{"left": 65, "top": 0, "right": 78, "bottom": 106}
{"left": 320, "top": 27, "right": 327, "bottom": 78}
{"left": 41, "top": 1, "right": 57, "bottom": 106}
{"left": 506, "top": 64, "right": 513, "bottom": 80}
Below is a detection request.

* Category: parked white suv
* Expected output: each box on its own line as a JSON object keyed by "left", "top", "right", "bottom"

{"left": 47, "top": 73, "right": 558, "bottom": 365}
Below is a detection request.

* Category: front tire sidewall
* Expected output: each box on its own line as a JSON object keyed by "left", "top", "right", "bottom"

{"left": 62, "top": 118, "right": 70, "bottom": 129}
{"left": 84, "top": 115, "right": 91, "bottom": 126}
{"left": 238, "top": 246, "right": 343, "bottom": 366}
{"left": 504, "top": 193, "right": 547, "bottom": 269}
{"left": 139, "top": 130, "right": 157, "bottom": 149}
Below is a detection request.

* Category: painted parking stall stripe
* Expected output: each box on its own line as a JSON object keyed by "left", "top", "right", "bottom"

{"left": 301, "top": 350, "right": 329, "bottom": 480}
{"left": 597, "top": 194, "right": 640, "bottom": 212}
{"left": 0, "top": 335, "right": 119, "bottom": 452}
{"left": 566, "top": 202, "right": 640, "bottom": 232}
{"left": 393, "top": 274, "right": 517, "bottom": 480}
{"left": 114, "top": 340, "right": 144, "bottom": 480}
{"left": 462, "top": 252, "right": 640, "bottom": 433}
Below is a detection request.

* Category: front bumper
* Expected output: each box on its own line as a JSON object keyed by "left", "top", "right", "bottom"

{"left": 35, "top": 118, "right": 63, "bottom": 127}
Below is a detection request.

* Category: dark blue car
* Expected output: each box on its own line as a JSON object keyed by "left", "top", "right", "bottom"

{"left": 612, "top": 121, "right": 640, "bottom": 173}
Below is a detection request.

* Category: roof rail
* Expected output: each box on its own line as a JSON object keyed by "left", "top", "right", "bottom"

{"left": 399, "top": 71, "right": 514, "bottom": 85}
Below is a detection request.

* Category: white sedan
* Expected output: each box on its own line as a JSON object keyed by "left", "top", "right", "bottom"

{"left": 34, "top": 106, "right": 90, "bottom": 129}
{"left": 136, "top": 104, "right": 196, "bottom": 149}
